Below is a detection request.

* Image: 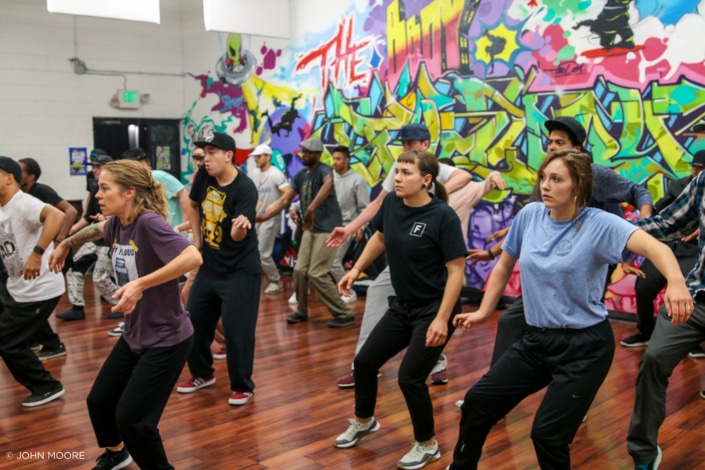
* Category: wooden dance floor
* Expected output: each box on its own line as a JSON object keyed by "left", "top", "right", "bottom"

{"left": 1, "top": 276, "right": 705, "bottom": 469}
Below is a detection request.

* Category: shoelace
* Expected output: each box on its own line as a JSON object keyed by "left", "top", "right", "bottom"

{"left": 405, "top": 442, "right": 436, "bottom": 460}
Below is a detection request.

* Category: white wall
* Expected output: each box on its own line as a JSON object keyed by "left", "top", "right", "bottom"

{"left": 0, "top": 0, "right": 354, "bottom": 199}
{"left": 0, "top": 0, "right": 188, "bottom": 200}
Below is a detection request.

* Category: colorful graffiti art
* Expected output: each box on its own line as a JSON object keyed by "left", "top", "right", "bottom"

{"left": 184, "top": 0, "right": 705, "bottom": 312}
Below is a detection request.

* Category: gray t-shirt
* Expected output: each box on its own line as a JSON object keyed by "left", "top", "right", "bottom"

{"left": 249, "top": 166, "right": 290, "bottom": 217}
{"left": 291, "top": 163, "right": 342, "bottom": 233}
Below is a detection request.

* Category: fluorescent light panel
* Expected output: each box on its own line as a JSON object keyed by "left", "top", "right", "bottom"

{"left": 47, "top": 0, "right": 160, "bottom": 24}
{"left": 203, "top": 0, "right": 289, "bottom": 39}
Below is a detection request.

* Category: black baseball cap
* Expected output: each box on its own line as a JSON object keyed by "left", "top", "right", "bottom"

{"left": 693, "top": 150, "right": 705, "bottom": 167}
{"left": 121, "top": 148, "right": 150, "bottom": 161}
{"left": 545, "top": 117, "right": 587, "bottom": 146}
{"left": 0, "top": 156, "right": 22, "bottom": 184}
{"left": 194, "top": 132, "right": 237, "bottom": 152}
{"left": 88, "top": 154, "right": 113, "bottom": 166}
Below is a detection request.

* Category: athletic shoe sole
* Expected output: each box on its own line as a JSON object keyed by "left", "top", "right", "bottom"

{"left": 22, "top": 387, "right": 65, "bottom": 407}
{"left": 334, "top": 419, "right": 380, "bottom": 448}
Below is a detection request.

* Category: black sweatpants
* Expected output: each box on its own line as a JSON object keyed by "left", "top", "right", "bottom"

{"left": 451, "top": 319, "right": 615, "bottom": 470}
{"left": 87, "top": 335, "right": 193, "bottom": 470}
{"left": 0, "top": 281, "right": 62, "bottom": 395}
{"left": 354, "top": 296, "right": 460, "bottom": 442}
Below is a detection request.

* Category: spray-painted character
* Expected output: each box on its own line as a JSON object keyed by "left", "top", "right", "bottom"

{"left": 261, "top": 95, "right": 302, "bottom": 137}
{"left": 574, "top": 0, "right": 635, "bottom": 50}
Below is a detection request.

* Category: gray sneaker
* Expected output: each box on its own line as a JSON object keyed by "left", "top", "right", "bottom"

{"left": 397, "top": 440, "right": 440, "bottom": 470}
{"left": 334, "top": 417, "right": 380, "bottom": 448}
{"left": 264, "top": 282, "right": 284, "bottom": 295}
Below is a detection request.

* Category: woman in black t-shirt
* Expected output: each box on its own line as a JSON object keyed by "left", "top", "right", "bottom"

{"left": 333, "top": 149, "right": 467, "bottom": 470}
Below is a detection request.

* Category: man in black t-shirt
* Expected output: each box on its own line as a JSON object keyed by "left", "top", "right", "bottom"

{"left": 259, "top": 138, "right": 354, "bottom": 327}
{"left": 176, "top": 131, "right": 261, "bottom": 407}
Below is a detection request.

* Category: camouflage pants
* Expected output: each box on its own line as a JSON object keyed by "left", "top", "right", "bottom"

{"left": 66, "top": 243, "right": 118, "bottom": 307}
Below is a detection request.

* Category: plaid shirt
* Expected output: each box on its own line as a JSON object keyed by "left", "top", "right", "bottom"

{"left": 635, "top": 172, "right": 705, "bottom": 296}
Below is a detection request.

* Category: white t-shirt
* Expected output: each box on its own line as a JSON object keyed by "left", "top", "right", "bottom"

{"left": 248, "top": 166, "right": 290, "bottom": 216}
{"left": 0, "top": 191, "right": 65, "bottom": 302}
{"left": 382, "top": 162, "right": 457, "bottom": 193}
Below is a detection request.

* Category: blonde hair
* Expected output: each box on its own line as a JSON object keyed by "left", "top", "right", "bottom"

{"left": 533, "top": 149, "right": 593, "bottom": 229}
{"left": 396, "top": 149, "right": 449, "bottom": 202}
{"left": 103, "top": 160, "right": 168, "bottom": 223}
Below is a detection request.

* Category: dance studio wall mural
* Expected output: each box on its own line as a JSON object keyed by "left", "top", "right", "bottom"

{"left": 182, "top": 0, "right": 705, "bottom": 312}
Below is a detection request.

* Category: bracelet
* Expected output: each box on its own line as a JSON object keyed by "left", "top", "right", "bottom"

{"left": 487, "top": 249, "right": 495, "bottom": 260}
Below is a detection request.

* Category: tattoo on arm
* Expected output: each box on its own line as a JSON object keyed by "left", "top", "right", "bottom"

{"left": 64, "top": 225, "right": 103, "bottom": 249}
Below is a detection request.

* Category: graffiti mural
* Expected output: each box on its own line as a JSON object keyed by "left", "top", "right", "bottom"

{"left": 183, "top": 0, "right": 705, "bottom": 313}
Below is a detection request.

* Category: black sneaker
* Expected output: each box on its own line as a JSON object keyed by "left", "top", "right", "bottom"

{"left": 92, "top": 448, "right": 133, "bottom": 470}
{"left": 286, "top": 311, "right": 308, "bottom": 324}
{"left": 107, "top": 311, "right": 124, "bottom": 320}
{"left": 620, "top": 333, "right": 650, "bottom": 348}
{"left": 22, "top": 383, "right": 65, "bottom": 407}
{"left": 56, "top": 308, "right": 85, "bottom": 321}
{"left": 689, "top": 346, "right": 705, "bottom": 359}
{"left": 37, "top": 343, "right": 67, "bottom": 361}
{"left": 328, "top": 315, "right": 355, "bottom": 328}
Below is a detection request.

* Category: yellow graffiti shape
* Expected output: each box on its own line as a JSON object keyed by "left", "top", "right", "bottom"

{"left": 476, "top": 23, "right": 519, "bottom": 65}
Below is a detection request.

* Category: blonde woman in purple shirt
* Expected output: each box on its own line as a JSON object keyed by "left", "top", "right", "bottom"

{"left": 50, "top": 160, "right": 202, "bottom": 470}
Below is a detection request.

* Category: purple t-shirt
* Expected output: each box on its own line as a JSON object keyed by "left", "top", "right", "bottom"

{"left": 104, "top": 212, "right": 194, "bottom": 352}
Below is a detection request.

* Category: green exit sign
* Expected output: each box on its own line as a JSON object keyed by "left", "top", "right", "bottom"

{"left": 122, "top": 90, "right": 139, "bottom": 103}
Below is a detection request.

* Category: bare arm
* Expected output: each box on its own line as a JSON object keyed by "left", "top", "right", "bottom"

{"left": 638, "top": 204, "right": 653, "bottom": 219}
{"left": 24, "top": 205, "right": 64, "bottom": 280}
{"left": 259, "top": 187, "right": 297, "bottom": 222}
{"left": 444, "top": 169, "right": 473, "bottom": 194}
{"left": 49, "top": 221, "right": 106, "bottom": 273}
{"left": 176, "top": 189, "right": 191, "bottom": 227}
{"left": 454, "top": 251, "right": 517, "bottom": 329}
{"left": 426, "top": 257, "right": 466, "bottom": 347}
{"left": 187, "top": 199, "right": 202, "bottom": 250}
{"left": 337, "top": 231, "right": 385, "bottom": 296}
{"left": 326, "top": 189, "right": 387, "bottom": 246}
{"left": 54, "top": 200, "right": 78, "bottom": 242}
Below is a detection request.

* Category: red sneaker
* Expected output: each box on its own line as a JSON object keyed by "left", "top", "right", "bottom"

{"left": 337, "top": 371, "right": 355, "bottom": 388}
{"left": 228, "top": 391, "right": 253, "bottom": 405}
{"left": 213, "top": 347, "right": 226, "bottom": 360}
{"left": 176, "top": 375, "right": 215, "bottom": 393}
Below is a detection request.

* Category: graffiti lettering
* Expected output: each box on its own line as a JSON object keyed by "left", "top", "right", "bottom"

{"left": 295, "top": 15, "right": 372, "bottom": 92}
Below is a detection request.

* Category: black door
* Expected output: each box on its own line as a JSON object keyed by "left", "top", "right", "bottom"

{"left": 93, "top": 118, "right": 181, "bottom": 179}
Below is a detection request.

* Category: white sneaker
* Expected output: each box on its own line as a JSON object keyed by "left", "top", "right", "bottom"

{"left": 340, "top": 290, "right": 358, "bottom": 303}
{"left": 430, "top": 353, "right": 447, "bottom": 375}
{"left": 334, "top": 417, "right": 380, "bottom": 448}
{"left": 397, "top": 440, "right": 440, "bottom": 469}
{"left": 108, "top": 322, "right": 124, "bottom": 337}
{"left": 288, "top": 292, "right": 297, "bottom": 304}
{"left": 264, "top": 282, "right": 284, "bottom": 295}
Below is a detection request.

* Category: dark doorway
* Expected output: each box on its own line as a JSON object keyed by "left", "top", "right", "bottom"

{"left": 93, "top": 118, "right": 182, "bottom": 179}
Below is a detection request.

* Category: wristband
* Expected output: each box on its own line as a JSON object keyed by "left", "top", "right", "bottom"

{"left": 33, "top": 245, "right": 45, "bottom": 255}
{"left": 487, "top": 249, "right": 495, "bottom": 260}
